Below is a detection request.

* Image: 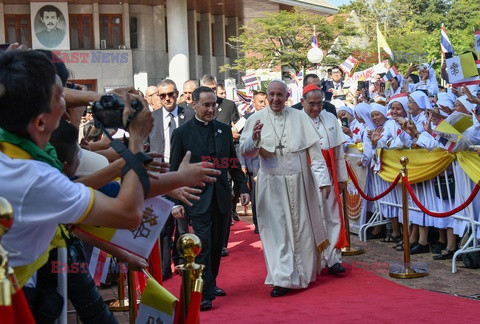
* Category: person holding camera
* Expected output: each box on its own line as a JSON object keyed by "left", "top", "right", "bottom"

{"left": 0, "top": 50, "right": 219, "bottom": 296}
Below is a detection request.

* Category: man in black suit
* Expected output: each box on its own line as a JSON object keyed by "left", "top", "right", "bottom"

{"left": 322, "top": 66, "right": 346, "bottom": 102}
{"left": 147, "top": 79, "right": 195, "bottom": 280}
{"left": 291, "top": 73, "right": 337, "bottom": 117}
{"left": 170, "top": 86, "right": 250, "bottom": 311}
{"left": 178, "top": 79, "right": 197, "bottom": 110}
{"left": 200, "top": 74, "right": 240, "bottom": 126}
{"left": 200, "top": 74, "right": 242, "bottom": 254}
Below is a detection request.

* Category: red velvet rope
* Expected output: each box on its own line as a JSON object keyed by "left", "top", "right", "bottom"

{"left": 403, "top": 176, "right": 480, "bottom": 218}
{"left": 346, "top": 162, "right": 401, "bottom": 201}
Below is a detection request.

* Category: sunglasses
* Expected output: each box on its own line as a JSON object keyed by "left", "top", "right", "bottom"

{"left": 159, "top": 91, "right": 176, "bottom": 99}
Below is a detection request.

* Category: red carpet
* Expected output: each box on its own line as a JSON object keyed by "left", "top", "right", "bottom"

{"left": 163, "top": 221, "right": 480, "bottom": 323}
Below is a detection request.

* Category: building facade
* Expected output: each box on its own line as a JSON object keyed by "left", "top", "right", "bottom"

{"left": 1, "top": 0, "right": 337, "bottom": 93}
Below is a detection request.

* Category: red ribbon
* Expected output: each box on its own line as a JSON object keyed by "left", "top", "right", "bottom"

{"left": 346, "top": 162, "right": 401, "bottom": 201}
{"left": 403, "top": 176, "right": 480, "bottom": 218}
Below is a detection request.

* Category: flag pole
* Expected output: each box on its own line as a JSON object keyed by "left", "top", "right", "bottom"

{"left": 377, "top": 23, "right": 381, "bottom": 64}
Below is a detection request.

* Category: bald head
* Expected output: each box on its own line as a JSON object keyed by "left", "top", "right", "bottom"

{"left": 145, "top": 85, "right": 161, "bottom": 110}
{"left": 183, "top": 80, "right": 198, "bottom": 104}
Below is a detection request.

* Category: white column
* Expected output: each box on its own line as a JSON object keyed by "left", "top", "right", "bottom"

{"left": 122, "top": 3, "right": 130, "bottom": 48}
{"left": 93, "top": 3, "right": 100, "bottom": 49}
{"left": 0, "top": 4, "right": 5, "bottom": 44}
{"left": 166, "top": 0, "right": 189, "bottom": 88}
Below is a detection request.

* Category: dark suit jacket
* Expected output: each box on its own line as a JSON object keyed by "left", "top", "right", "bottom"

{"left": 214, "top": 97, "right": 240, "bottom": 125}
{"left": 291, "top": 101, "right": 337, "bottom": 118}
{"left": 147, "top": 106, "right": 195, "bottom": 154}
{"left": 178, "top": 101, "right": 194, "bottom": 111}
{"left": 322, "top": 80, "right": 345, "bottom": 102}
{"left": 169, "top": 119, "right": 248, "bottom": 215}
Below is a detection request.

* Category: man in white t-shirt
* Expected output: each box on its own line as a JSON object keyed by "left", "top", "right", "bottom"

{"left": 0, "top": 50, "right": 218, "bottom": 287}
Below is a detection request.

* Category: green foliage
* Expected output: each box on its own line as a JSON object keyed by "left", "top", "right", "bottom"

{"left": 338, "top": 0, "right": 480, "bottom": 77}
{"left": 219, "top": 9, "right": 336, "bottom": 73}
{"left": 222, "top": 0, "right": 480, "bottom": 77}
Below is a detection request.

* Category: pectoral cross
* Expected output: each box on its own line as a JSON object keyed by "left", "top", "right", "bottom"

{"left": 276, "top": 141, "right": 285, "bottom": 156}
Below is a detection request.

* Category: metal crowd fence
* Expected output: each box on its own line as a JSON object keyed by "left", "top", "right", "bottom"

{"left": 347, "top": 152, "right": 480, "bottom": 274}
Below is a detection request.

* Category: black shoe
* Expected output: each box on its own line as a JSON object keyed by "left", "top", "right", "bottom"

{"left": 162, "top": 271, "right": 172, "bottom": 281}
{"left": 254, "top": 227, "right": 259, "bottom": 234}
{"left": 200, "top": 299, "right": 212, "bottom": 311}
{"left": 221, "top": 247, "right": 229, "bottom": 257}
{"left": 328, "top": 263, "right": 346, "bottom": 275}
{"left": 433, "top": 249, "right": 455, "bottom": 260}
{"left": 232, "top": 211, "right": 240, "bottom": 221}
{"left": 214, "top": 286, "right": 226, "bottom": 296}
{"left": 431, "top": 242, "right": 447, "bottom": 255}
{"left": 270, "top": 286, "right": 292, "bottom": 297}
{"left": 410, "top": 243, "right": 430, "bottom": 255}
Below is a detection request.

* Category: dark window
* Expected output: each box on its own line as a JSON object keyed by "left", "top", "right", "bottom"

{"left": 164, "top": 16, "right": 168, "bottom": 53}
{"left": 69, "top": 14, "right": 93, "bottom": 49}
{"left": 4, "top": 14, "right": 31, "bottom": 48}
{"left": 130, "top": 17, "right": 137, "bottom": 49}
{"left": 70, "top": 79, "right": 97, "bottom": 92}
{"left": 99, "top": 14, "right": 123, "bottom": 49}
{"left": 211, "top": 23, "right": 215, "bottom": 55}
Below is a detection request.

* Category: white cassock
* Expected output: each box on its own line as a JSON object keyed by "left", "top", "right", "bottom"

{"left": 311, "top": 110, "right": 348, "bottom": 267}
{"left": 240, "top": 107, "right": 330, "bottom": 289}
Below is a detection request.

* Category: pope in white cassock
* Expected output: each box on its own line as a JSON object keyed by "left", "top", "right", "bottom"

{"left": 301, "top": 84, "right": 349, "bottom": 274}
{"left": 239, "top": 80, "right": 331, "bottom": 298}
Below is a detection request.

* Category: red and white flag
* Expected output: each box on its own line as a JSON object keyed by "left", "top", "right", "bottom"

{"left": 241, "top": 73, "right": 259, "bottom": 88}
{"left": 382, "top": 66, "right": 400, "bottom": 83}
{"left": 311, "top": 26, "right": 318, "bottom": 48}
{"left": 339, "top": 56, "right": 359, "bottom": 76}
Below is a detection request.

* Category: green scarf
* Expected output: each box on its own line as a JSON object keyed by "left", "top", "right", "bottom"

{"left": 0, "top": 127, "right": 63, "bottom": 172}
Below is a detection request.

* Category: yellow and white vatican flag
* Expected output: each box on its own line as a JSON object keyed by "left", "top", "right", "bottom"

{"left": 446, "top": 52, "right": 479, "bottom": 84}
{"left": 75, "top": 196, "right": 173, "bottom": 258}
{"left": 136, "top": 277, "right": 178, "bottom": 324}
{"left": 376, "top": 23, "right": 394, "bottom": 61}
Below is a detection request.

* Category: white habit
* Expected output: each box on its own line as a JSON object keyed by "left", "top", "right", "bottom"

{"left": 310, "top": 110, "right": 348, "bottom": 267}
{"left": 240, "top": 106, "right": 330, "bottom": 289}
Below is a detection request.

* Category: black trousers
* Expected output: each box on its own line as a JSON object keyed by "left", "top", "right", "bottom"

{"left": 190, "top": 198, "right": 230, "bottom": 300}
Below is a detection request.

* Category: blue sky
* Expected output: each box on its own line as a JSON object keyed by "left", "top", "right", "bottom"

{"left": 328, "top": 0, "right": 352, "bottom": 8}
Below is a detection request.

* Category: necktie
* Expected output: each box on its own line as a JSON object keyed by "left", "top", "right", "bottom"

{"left": 168, "top": 112, "right": 176, "bottom": 137}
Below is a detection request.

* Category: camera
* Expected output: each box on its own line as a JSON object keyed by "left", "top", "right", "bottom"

{"left": 92, "top": 93, "right": 143, "bottom": 129}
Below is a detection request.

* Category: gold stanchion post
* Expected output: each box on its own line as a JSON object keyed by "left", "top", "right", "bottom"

{"left": 127, "top": 269, "right": 138, "bottom": 324}
{"left": 176, "top": 233, "right": 204, "bottom": 319}
{"left": 389, "top": 157, "right": 428, "bottom": 279}
{"left": 107, "top": 264, "right": 130, "bottom": 311}
{"left": 341, "top": 186, "right": 365, "bottom": 256}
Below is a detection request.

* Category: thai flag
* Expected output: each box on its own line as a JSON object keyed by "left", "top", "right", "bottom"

{"left": 241, "top": 73, "right": 259, "bottom": 88}
{"left": 311, "top": 26, "right": 318, "bottom": 48}
{"left": 440, "top": 25, "right": 455, "bottom": 58}
{"left": 382, "top": 66, "right": 399, "bottom": 82}
{"left": 296, "top": 70, "right": 303, "bottom": 83}
{"left": 433, "top": 134, "right": 456, "bottom": 152}
{"left": 339, "top": 56, "right": 359, "bottom": 76}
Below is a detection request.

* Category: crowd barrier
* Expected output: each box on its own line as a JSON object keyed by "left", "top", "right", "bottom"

{"left": 345, "top": 148, "right": 480, "bottom": 273}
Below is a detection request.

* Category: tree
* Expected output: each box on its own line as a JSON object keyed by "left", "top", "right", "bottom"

{"left": 219, "top": 9, "right": 339, "bottom": 73}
